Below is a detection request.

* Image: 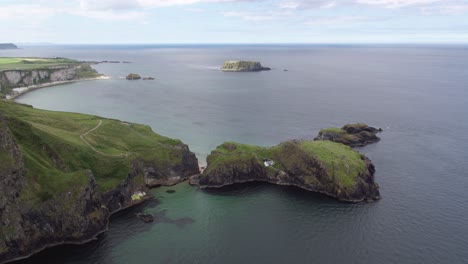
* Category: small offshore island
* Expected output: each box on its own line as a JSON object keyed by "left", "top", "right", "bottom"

{"left": 191, "top": 140, "right": 380, "bottom": 202}
{"left": 0, "top": 57, "right": 104, "bottom": 99}
{"left": 221, "top": 60, "right": 271, "bottom": 72}
{"left": 315, "top": 123, "right": 382, "bottom": 147}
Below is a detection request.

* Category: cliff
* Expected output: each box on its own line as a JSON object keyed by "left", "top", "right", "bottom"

{"left": 0, "top": 44, "right": 17, "bottom": 50}
{"left": 191, "top": 140, "right": 380, "bottom": 202}
{"left": 0, "top": 58, "right": 101, "bottom": 97}
{"left": 0, "top": 101, "right": 199, "bottom": 263}
{"left": 221, "top": 61, "right": 271, "bottom": 72}
{"left": 314, "top": 123, "right": 382, "bottom": 147}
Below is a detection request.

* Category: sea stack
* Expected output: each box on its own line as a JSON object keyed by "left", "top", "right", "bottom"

{"left": 126, "top": 73, "right": 141, "bottom": 80}
{"left": 221, "top": 60, "right": 271, "bottom": 72}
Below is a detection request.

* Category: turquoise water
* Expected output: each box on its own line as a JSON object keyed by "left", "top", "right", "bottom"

{"left": 6, "top": 45, "right": 468, "bottom": 263}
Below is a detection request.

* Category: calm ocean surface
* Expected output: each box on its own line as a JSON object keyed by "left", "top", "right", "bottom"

{"left": 3, "top": 45, "right": 468, "bottom": 263}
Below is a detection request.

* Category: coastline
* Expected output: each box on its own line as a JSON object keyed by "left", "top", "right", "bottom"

{"left": 6, "top": 76, "right": 110, "bottom": 100}
{"left": 1, "top": 194, "right": 153, "bottom": 264}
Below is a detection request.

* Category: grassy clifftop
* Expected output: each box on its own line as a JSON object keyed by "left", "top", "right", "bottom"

{"left": 0, "top": 57, "right": 80, "bottom": 71}
{"left": 0, "top": 100, "right": 191, "bottom": 199}
{"left": 0, "top": 101, "right": 199, "bottom": 262}
{"left": 206, "top": 141, "right": 365, "bottom": 188}
{"left": 196, "top": 140, "right": 380, "bottom": 202}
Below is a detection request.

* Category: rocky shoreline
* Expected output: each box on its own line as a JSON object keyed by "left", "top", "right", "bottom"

{"left": 190, "top": 140, "right": 381, "bottom": 203}
{"left": 5, "top": 76, "right": 110, "bottom": 100}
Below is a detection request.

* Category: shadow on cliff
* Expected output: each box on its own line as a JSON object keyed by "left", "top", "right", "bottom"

{"left": 200, "top": 181, "right": 342, "bottom": 204}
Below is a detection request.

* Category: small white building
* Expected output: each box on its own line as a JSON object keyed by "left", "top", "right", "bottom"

{"left": 264, "top": 159, "right": 275, "bottom": 167}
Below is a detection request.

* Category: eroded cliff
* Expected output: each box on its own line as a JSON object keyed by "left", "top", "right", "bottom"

{"left": 0, "top": 101, "right": 199, "bottom": 263}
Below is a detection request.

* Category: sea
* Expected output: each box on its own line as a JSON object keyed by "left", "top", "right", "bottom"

{"left": 2, "top": 44, "right": 467, "bottom": 263}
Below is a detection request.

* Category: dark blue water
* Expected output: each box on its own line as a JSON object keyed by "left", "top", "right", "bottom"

{"left": 3, "top": 45, "right": 468, "bottom": 263}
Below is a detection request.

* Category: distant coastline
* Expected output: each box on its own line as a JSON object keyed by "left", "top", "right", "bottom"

{"left": 7, "top": 75, "right": 110, "bottom": 100}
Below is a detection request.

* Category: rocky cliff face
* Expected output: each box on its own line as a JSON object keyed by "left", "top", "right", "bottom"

{"left": 143, "top": 144, "right": 200, "bottom": 187}
{"left": 0, "top": 106, "right": 199, "bottom": 263}
{"left": 0, "top": 64, "right": 99, "bottom": 95}
{"left": 191, "top": 141, "right": 380, "bottom": 202}
{"left": 221, "top": 61, "right": 271, "bottom": 72}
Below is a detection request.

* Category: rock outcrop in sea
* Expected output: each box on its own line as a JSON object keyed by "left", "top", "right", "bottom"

{"left": 190, "top": 140, "right": 380, "bottom": 202}
{"left": 314, "top": 123, "right": 382, "bottom": 147}
{"left": 221, "top": 61, "right": 271, "bottom": 72}
{"left": 126, "top": 73, "right": 141, "bottom": 80}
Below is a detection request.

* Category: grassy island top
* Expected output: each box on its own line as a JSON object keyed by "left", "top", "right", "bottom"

{"left": 206, "top": 140, "right": 366, "bottom": 188}
{"left": 0, "top": 101, "right": 185, "bottom": 204}
{"left": 0, "top": 57, "right": 81, "bottom": 71}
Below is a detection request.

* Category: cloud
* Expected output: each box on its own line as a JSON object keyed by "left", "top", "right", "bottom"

{"left": 279, "top": 1, "right": 338, "bottom": 10}
{"left": 421, "top": 4, "right": 468, "bottom": 14}
{"left": 223, "top": 10, "right": 293, "bottom": 21}
{"left": 305, "top": 16, "right": 371, "bottom": 26}
{"left": 354, "top": 0, "right": 443, "bottom": 8}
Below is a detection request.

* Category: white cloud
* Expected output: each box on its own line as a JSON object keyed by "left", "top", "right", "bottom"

{"left": 223, "top": 10, "right": 293, "bottom": 21}
{"left": 305, "top": 16, "right": 370, "bottom": 26}
{"left": 278, "top": 0, "right": 338, "bottom": 10}
{"left": 355, "top": 0, "right": 442, "bottom": 8}
{"left": 421, "top": 4, "right": 468, "bottom": 14}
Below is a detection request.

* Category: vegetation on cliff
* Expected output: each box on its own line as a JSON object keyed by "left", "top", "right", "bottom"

{"left": 314, "top": 123, "right": 382, "bottom": 147}
{"left": 0, "top": 101, "right": 198, "bottom": 263}
{"left": 0, "top": 58, "right": 80, "bottom": 71}
{"left": 0, "top": 57, "right": 102, "bottom": 97}
{"left": 194, "top": 140, "right": 380, "bottom": 202}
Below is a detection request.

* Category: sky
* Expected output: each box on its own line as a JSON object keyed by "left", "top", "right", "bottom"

{"left": 1, "top": 0, "right": 468, "bottom": 44}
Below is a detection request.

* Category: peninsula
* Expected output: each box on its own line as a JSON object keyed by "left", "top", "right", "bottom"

{"left": 190, "top": 140, "right": 380, "bottom": 202}
{"left": 0, "top": 44, "right": 17, "bottom": 50}
{"left": 221, "top": 60, "right": 271, "bottom": 72}
{"left": 0, "top": 101, "right": 199, "bottom": 264}
{"left": 0, "top": 57, "right": 103, "bottom": 99}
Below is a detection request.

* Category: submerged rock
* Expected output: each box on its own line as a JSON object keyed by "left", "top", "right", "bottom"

{"left": 314, "top": 123, "right": 382, "bottom": 147}
{"left": 142, "top": 77, "right": 155, "bottom": 80}
{"left": 136, "top": 213, "right": 154, "bottom": 223}
{"left": 191, "top": 140, "right": 380, "bottom": 202}
{"left": 221, "top": 61, "right": 271, "bottom": 72}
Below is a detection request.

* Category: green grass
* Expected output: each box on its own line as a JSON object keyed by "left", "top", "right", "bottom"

{"left": 205, "top": 140, "right": 365, "bottom": 188}
{"left": 319, "top": 127, "right": 346, "bottom": 135}
{"left": 0, "top": 101, "right": 186, "bottom": 200}
{"left": 0, "top": 57, "right": 80, "bottom": 71}
{"left": 298, "top": 141, "right": 365, "bottom": 187}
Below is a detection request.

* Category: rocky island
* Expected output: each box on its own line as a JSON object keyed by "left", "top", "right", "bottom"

{"left": 190, "top": 140, "right": 380, "bottom": 202}
{"left": 0, "top": 57, "right": 103, "bottom": 99}
{"left": 314, "top": 123, "right": 382, "bottom": 147}
{"left": 0, "top": 101, "right": 199, "bottom": 263}
{"left": 126, "top": 73, "right": 141, "bottom": 80}
{"left": 0, "top": 44, "right": 17, "bottom": 50}
{"left": 221, "top": 60, "right": 271, "bottom": 72}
